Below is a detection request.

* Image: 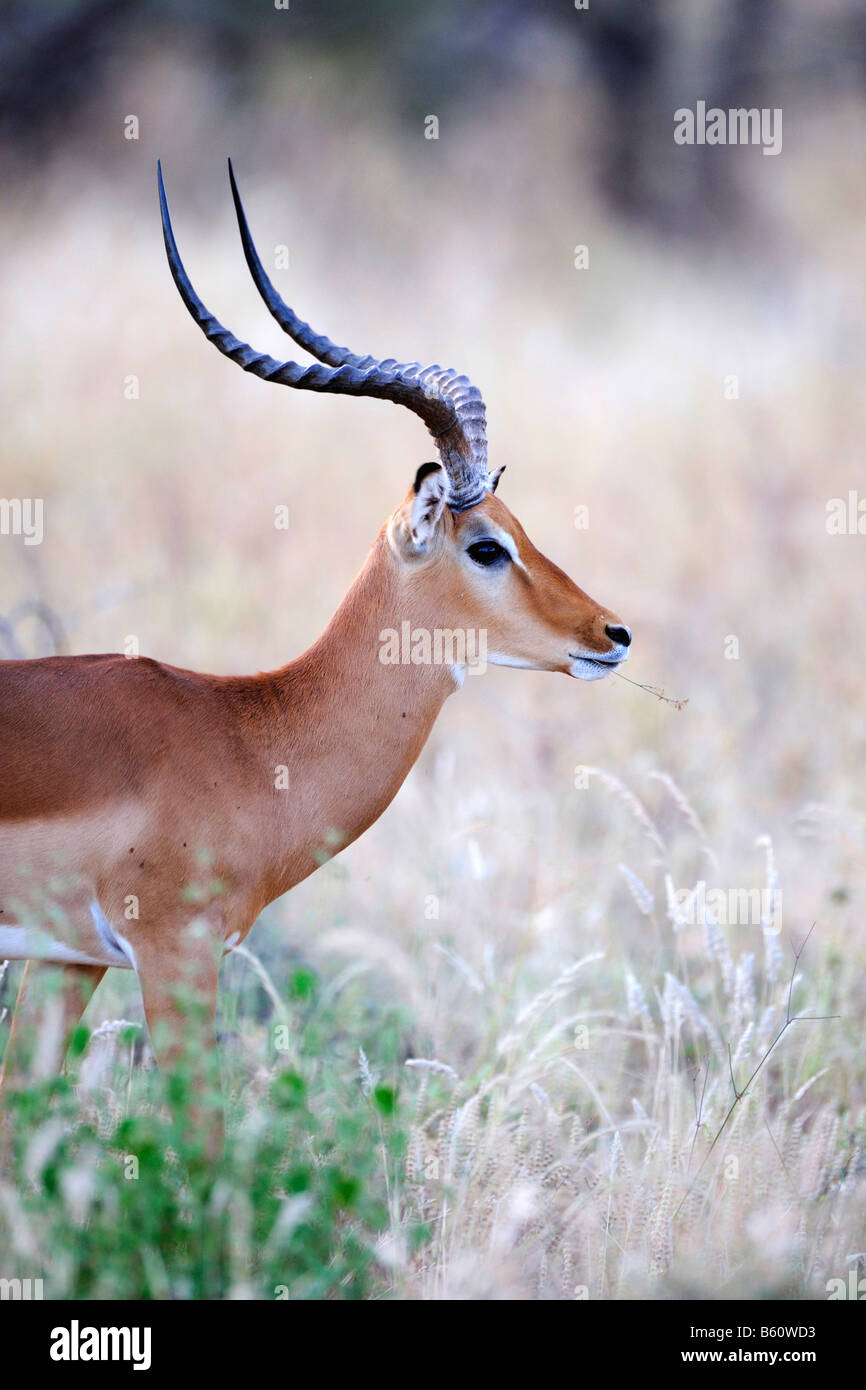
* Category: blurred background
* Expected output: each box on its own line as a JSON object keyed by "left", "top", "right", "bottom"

{"left": 1, "top": 0, "right": 865, "bottom": 1298}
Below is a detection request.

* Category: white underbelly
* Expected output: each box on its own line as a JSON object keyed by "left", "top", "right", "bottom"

{"left": 0, "top": 901, "right": 136, "bottom": 970}
{"left": 1, "top": 914, "right": 241, "bottom": 969}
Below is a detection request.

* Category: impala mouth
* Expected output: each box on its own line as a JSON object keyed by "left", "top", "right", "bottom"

{"left": 568, "top": 652, "right": 626, "bottom": 682}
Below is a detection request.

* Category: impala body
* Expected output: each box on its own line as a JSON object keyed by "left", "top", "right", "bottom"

{"left": 0, "top": 164, "right": 630, "bottom": 1124}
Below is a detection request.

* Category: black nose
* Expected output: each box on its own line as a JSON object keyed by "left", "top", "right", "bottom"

{"left": 605, "top": 624, "right": 631, "bottom": 648}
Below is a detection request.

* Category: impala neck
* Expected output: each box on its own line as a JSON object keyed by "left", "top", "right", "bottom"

{"left": 261, "top": 529, "right": 458, "bottom": 899}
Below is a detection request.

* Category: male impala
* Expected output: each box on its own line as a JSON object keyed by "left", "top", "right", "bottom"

{"left": 0, "top": 163, "right": 630, "bottom": 1125}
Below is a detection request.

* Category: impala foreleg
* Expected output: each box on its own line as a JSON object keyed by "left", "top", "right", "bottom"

{"left": 0, "top": 960, "right": 106, "bottom": 1092}
{"left": 0, "top": 960, "right": 106, "bottom": 1167}
{"left": 134, "top": 920, "right": 224, "bottom": 1159}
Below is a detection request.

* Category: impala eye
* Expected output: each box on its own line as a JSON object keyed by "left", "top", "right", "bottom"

{"left": 467, "top": 539, "right": 509, "bottom": 567}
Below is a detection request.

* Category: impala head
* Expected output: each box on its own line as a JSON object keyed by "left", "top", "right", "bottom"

{"left": 158, "top": 160, "right": 630, "bottom": 681}
{"left": 387, "top": 464, "right": 630, "bottom": 678}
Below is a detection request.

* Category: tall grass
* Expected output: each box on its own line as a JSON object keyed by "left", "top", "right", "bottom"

{"left": 0, "top": 957, "right": 410, "bottom": 1299}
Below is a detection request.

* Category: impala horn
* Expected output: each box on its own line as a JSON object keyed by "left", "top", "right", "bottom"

{"left": 158, "top": 160, "right": 491, "bottom": 512}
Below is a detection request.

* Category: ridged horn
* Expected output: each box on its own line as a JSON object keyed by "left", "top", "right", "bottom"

{"left": 158, "top": 160, "right": 490, "bottom": 511}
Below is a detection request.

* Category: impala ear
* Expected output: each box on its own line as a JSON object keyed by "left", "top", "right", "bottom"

{"left": 409, "top": 463, "right": 449, "bottom": 547}
{"left": 389, "top": 463, "right": 450, "bottom": 559}
{"left": 489, "top": 464, "right": 506, "bottom": 494}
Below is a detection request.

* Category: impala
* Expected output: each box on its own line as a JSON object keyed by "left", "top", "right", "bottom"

{"left": 0, "top": 162, "right": 630, "bottom": 1131}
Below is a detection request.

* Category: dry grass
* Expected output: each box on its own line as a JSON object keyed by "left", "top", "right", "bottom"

{"left": 1, "top": 53, "right": 865, "bottom": 1298}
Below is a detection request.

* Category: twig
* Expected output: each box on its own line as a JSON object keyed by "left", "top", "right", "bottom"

{"left": 674, "top": 924, "right": 838, "bottom": 1219}
{"left": 612, "top": 670, "right": 688, "bottom": 710}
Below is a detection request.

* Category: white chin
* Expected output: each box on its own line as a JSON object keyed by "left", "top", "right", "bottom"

{"left": 569, "top": 658, "right": 618, "bottom": 682}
